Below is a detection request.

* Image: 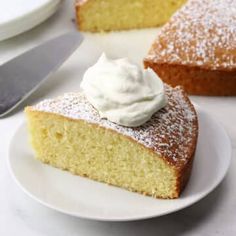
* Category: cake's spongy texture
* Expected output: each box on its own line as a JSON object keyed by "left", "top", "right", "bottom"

{"left": 76, "top": 0, "right": 186, "bottom": 32}
{"left": 26, "top": 110, "right": 179, "bottom": 199}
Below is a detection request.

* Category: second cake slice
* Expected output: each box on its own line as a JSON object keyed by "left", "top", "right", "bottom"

{"left": 144, "top": 0, "right": 236, "bottom": 95}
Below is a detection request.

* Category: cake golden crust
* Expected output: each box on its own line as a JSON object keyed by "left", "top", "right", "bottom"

{"left": 25, "top": 85, "right": 198, "bottom": 199}
{"left": 145, "top": 63, "right": 236, "bottom": 96}
{"left": 75, "top": 0, "right": 86, "bottom": 31}
{"left": 144, "top": 0, "right": 236, "bottom": 96}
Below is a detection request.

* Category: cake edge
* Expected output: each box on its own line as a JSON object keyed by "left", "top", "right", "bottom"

{"left": 144, "top": 60, "right": 236, "bottom": 96}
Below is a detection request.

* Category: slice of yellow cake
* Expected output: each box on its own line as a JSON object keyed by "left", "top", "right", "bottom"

{"left": 25, "top": 85, "right": 198, "bottom": 199}
{"left": 75, "top": 0, "right": 187, "bottom": 32}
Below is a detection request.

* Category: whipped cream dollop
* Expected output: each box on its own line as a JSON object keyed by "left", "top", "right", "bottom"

{"left": 80, "top": 53, "right": 167, "bottom": 127}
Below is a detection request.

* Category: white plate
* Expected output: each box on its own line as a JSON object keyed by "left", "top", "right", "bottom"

{"left": 0, "top": 0, "right": 61, "bottom": 41}
{"left": 8, "top": 105, "right": 231, "bottom": 221}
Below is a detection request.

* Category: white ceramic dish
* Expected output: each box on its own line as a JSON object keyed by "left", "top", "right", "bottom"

{"left": 8, "top": 105, "right": 231, "bottom": 221}
{"left": 0, "top": 0, "right": 61, "bottom": 41}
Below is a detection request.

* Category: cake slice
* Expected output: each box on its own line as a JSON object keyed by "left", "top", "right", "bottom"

{"left": 25, "top": 85, "right": 198, "bottom": 199}
{"left": 75, "top": 0, "right": 186, "bottom": 32}
{"left": 144, "top": 0, "right": 236, "bottom": 95}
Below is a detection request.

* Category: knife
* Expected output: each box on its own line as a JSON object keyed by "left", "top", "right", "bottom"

{"left": 0, "top": 31, "right": 83, "bottom": 117}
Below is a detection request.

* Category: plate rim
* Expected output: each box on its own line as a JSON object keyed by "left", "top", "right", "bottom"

{"left": 0, "top": 0, "right": 62, "bottom": 41}
{"left": 7, "top": 104, "right": 232, "bottom": 221}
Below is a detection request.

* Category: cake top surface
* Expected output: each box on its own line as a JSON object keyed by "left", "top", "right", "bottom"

{"left": 31, "top": 85, "right": 198, "bottom": 167}
{"left": 145, "top": 0, "right": 236, "bottom": 70}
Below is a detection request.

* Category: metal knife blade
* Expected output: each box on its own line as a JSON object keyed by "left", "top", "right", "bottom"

{"left": 0, "top": 31, "right": 83, "bottom": 117}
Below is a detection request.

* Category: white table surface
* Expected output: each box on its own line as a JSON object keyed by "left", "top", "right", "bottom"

{"left": 0, "top": 1, "right": 236, "bottom": 235}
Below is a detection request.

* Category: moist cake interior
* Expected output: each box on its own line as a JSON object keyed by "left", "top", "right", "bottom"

{"left": 76, "top": 0, "right": 187, "bottom": 31}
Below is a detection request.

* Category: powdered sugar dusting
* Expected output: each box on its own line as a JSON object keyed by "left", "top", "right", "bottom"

{"left": 32, "top": 86, "right": 198, "bottom": 166}
{"left": 146, "top": 0, "right": 236, "bottom": 70}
